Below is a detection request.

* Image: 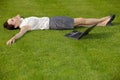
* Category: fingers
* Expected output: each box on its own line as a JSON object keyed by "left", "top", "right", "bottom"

{"left": 6, "top": 38, "right": 15, "bottom": 45}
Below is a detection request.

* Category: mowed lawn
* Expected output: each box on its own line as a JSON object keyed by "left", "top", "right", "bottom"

{"left": 0, "top": 0, "right": 120, "bottom": 80}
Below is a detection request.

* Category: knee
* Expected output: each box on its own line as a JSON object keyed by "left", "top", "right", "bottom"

{"left": 74, "top": 18, "right": 84, "bottom": 26}
{"left": 74, "top": 18, "right": 84, "bottom": 22}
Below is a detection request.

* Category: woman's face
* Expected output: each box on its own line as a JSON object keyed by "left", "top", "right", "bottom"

{"left": 7, "top": 15, "right": 21, "bottom": 28}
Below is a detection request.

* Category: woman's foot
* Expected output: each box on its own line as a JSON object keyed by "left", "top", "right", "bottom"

{"left": 106, "top": 14, "right": 116, "bottom": 26}
{"left": 97, "top": 14, "right": 116, "bottom": 26}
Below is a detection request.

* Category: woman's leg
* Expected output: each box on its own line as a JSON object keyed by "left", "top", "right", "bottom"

{"left": 74, "top": 16, "right": 111, "bottom": 27}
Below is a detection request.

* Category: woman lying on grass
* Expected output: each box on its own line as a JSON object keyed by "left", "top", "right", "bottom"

{"left": 4, "top": 14, "right": 115, "bottom": 45}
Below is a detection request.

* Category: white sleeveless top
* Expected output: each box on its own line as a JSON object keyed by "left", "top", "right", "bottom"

{"left": 19, "top": 17, "right": 50, "bottom": 30}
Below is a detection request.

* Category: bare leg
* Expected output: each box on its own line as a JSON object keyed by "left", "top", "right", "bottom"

{"left": 74, "top": 16, "right": 111, "bottom": 27}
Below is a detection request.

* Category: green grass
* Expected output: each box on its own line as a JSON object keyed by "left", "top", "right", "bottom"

{"left": 0, "top": 0, "right": 120, "bottom": 80}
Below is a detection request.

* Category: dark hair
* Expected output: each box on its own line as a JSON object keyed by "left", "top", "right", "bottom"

{"left": 3, "top": 21, "right": 19, "bottom": 30}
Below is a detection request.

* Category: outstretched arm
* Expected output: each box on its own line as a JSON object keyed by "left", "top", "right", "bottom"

{"left": 6, "top": 26, "right": 31, "bottom": 45}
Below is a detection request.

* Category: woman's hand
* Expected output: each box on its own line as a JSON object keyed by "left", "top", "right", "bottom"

{"left": 6, "top": 26, "right": 31, "bottom": 45}
{"left": 6, "top": 38, "right": 15, "bottom": 45}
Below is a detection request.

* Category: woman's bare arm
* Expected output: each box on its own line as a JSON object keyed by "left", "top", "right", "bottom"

{"left": 6, "top": 26, "right": 31, "bottom": 45}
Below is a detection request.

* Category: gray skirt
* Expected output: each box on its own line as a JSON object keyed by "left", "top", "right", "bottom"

{"left": 49, "top": 16, "right": 74, "bottom": 30}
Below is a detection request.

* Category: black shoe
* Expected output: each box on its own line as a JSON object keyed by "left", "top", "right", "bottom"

{"left": 106, "top": 14, "right": 116, "bottom": 26}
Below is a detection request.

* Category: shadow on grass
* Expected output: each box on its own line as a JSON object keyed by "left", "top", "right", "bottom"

{"left": 83, "top": 32, "right": 114, "bottom": 39}
{"left": 114, "top": 22, "right": 120, "bottom": 26}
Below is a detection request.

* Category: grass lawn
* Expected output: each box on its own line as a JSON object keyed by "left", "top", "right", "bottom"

{"left": 0, "top": 0, "right": 120, "bottom": 80}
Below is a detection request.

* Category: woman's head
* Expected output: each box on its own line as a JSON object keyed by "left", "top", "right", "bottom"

{"left": 3, "top": 15, "right": 22, "bottom": 30}
{"left": 4, "top": 21, "right": 18, "bottom": 30}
